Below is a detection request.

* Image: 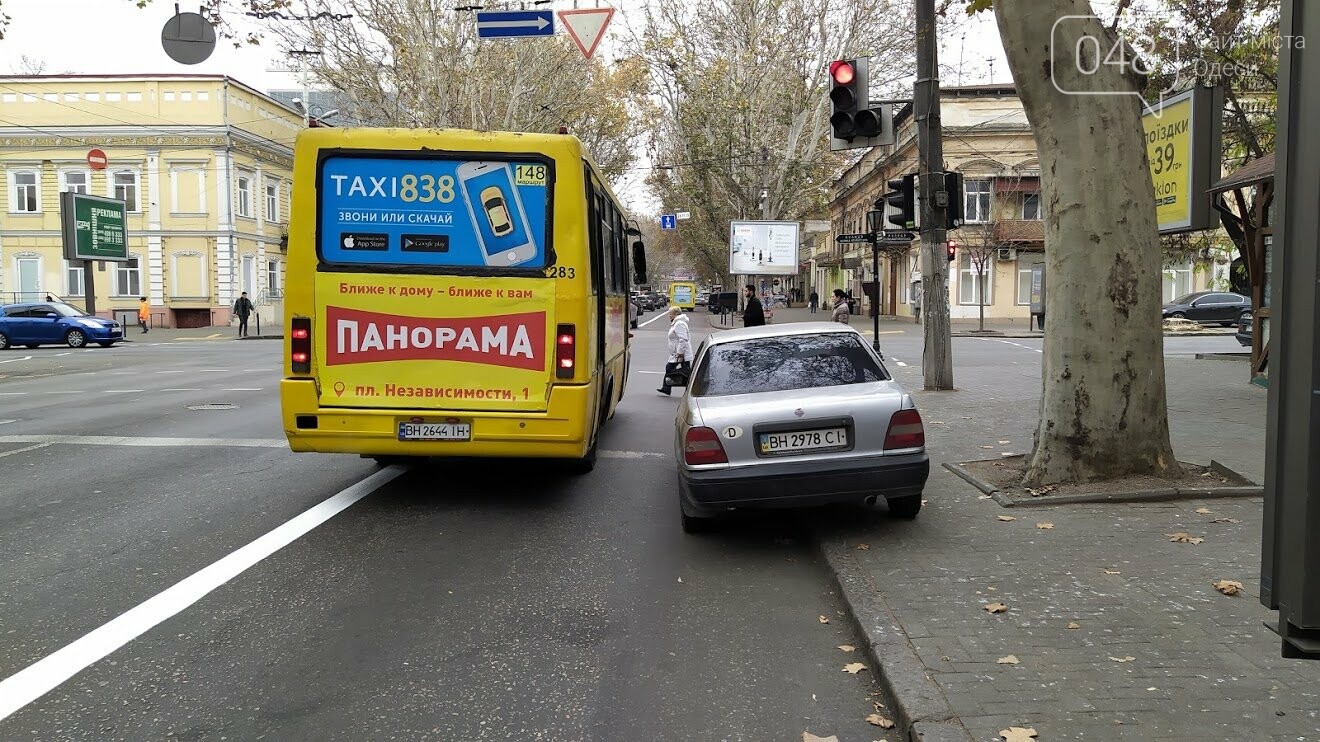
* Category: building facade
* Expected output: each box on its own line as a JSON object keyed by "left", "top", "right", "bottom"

{"left": 0, "top": 75, "right": 300, "bottom": 328}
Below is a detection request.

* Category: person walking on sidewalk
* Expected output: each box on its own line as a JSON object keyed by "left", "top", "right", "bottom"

{"left": 742, "top": 285, "right": 765, "bottom": 327}
{"left": 808, "top": 289, "right": 819, "bottom": 314}
{"left": 910, "top": 277, "right": 923, "bottom": 323}
{"left": 137, "top": 296, "right": 150, "bottom": 334}
{"left": 830, "top": 289, "right": 850, "bottom": 324}
{"left": 657, "top": 306, "right": 691, "bottom": 396}
{"left": 233, "top": 291, "right": 255, "bottom": 337}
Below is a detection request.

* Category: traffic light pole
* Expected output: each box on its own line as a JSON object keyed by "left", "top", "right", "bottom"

{"left": 914, "top": 0, "right": 953, "bottom": 390}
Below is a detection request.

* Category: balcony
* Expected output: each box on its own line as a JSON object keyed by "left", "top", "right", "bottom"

{"left": 994, "top": 219, "right": 1045, "bottom": 244}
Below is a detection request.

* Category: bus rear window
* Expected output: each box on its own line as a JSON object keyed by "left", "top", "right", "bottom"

{"left": 318, "top": 155, "right": 552, "bottom": 270}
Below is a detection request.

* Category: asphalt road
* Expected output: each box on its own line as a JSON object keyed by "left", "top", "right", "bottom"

{"left": 0, "top": 323, "right": 895, "bottom": 742}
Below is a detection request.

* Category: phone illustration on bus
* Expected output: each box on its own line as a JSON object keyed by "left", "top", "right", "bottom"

{"left": 456, "top": 161, "right": 538, "bottom": 267}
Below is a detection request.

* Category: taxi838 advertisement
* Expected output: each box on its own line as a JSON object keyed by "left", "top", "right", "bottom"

{"left": 319, "top": 155, "right": 551, "bottom": 269}
{"left": 315, "top": 272, "right": 558, "bottom": 411}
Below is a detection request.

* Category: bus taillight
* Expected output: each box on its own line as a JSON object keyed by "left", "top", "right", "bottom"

{"left": 555, "top": 324, "right": 575, "bottom": 379}
{"left": 291, "top": 317, "right": 312, "bottom": 373}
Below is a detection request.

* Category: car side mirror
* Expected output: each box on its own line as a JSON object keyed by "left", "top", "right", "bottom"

{"left": 631, "top": 240, "right": 647, "bottom": 285}
{"left": 45, "top": 312, "right": 59, "bottom": 319}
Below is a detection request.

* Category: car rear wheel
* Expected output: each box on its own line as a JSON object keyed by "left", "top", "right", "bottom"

{"left": 65, "top": 329, "right": 87, "bottom": 348}
{"left": 1168, "top": 311, "right": 1186, "bottom": 319}
{"left": 0, "top": 332, "right": 9, "bottom": 350}
{"left": 886, "top": 494, "right": 923, "bottom": 519}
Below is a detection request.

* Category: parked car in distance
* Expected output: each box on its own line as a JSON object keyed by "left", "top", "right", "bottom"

{"left": 674, "top": 322, "right": 929, "bottom": 532}
{"left": 629, "top": 298, "right": 640, "bottom": 329}
{"left": 707, "top": 291, "right": 738, "bottom": 314}
{"left": 0, "top": 301, "right": 124, "bottom": 349}
{"left": 1236, "top": 310, "right": 1253, "bottom": 347}
{"left": 1162, "top": 291, "right": 1251, "bottom": 326}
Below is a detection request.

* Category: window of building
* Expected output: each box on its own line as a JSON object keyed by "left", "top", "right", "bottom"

{"left": 10, "top": 170, "right": 40, "bottom": 212}
{"left": 964, "top": 179, "right": 992, "bottom": 222}
{"left": 959, "top": 252, "right": 993, "bottom": 305}
{"left": 43, "top": 93, "right": 57, "bottom": 102}
{"left": 197, "top": 91, "right": 210, "bottom": 101}
{"left": 0, "top": 93, "right": 15, "bottom": 103}
{"left": 267, "top": 260, "right": 283, "bottom": 298}
{"left": 114, "top": 256, "right": 142, "bottom": 297}
{"left": 63, "top": 93, "right": 78, "bottom": 102}
{"left": 112, "top": 171, "right": 139, "bottom": 211}
{"left": 1016, "top": 260, "right": 1033, "bottom": 305}
{"left": 163, "top": 91, "right": 176, "bottom": 102}
{"left": 106, "top": 92, "right": 122, "bottom": 102}
{"left": 86, "top": 92, "right": 100, "bottom": 102}
{"left": 66, "top": 261, "right": 85, "bottom": 296}
{"left": 265, "top": 180, "right": 280, "bottom": 222}
{"left": 1022, "top": 193, "right": 1041, "bottom": 220}
{"left": 126, "top": 92, "right": 142, "bottom": 102}
{"left": 1163, "top": 261, "right": 1194, "bottom": 303}
{"left": 61, "top": 170, "right": 90, "bottom": 194}
{"left": 236, "top": 174, "right": 253, "bottom": 218}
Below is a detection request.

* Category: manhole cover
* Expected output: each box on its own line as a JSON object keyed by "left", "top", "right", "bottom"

{"left": 187, "top": 403, "right": 237, "bottom": 411}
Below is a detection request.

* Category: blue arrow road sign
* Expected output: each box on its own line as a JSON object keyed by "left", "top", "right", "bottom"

{"left": 476, "top": 10, "right": 555, "bottom": 39}
{"left": 660, "top": 214, "right": 677, "bottom": 230}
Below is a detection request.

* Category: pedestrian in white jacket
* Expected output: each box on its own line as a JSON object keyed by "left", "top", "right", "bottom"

{"left": 658, "top": 306, "right": 691, "bottom": 396}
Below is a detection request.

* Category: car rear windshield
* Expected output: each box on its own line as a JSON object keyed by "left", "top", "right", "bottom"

{"left": 692, "top": 333, "right": 887, "bottom": 397}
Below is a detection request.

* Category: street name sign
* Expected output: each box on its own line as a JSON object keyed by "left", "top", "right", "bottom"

{"left": 880, "top": 230, "right": 916, "bottom": 242}
{"left": 835, "top": 233, "right": 873, "bottom": 244}
{"left": 476, "top": 10, "right": 555, "bottom": 39}
{"left": 60, "top": 192, "right": 129, "bottom": 262}
{"left": 558, "top": 7, "right": 614, "bottom": 59}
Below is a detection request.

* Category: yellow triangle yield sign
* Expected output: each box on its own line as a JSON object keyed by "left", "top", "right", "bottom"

{"left": 558, "top": 7, "right": 614, "bottom": 60}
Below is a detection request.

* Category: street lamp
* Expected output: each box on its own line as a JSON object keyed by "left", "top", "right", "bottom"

{"left": 866, "top": 204, "right": 884, "bottom": 354}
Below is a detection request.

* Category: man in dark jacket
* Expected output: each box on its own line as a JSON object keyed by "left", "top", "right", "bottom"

{"left": 233, "top": 291, "right": 255, "bottom": 337}
{"left": 742, "top": 284, "right": 765, "bottom": 327}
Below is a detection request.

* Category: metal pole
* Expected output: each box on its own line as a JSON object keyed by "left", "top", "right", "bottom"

{"left": 83, "top": 260, "right": 96, "bottom": 316}
{"left": 915, "top": 0, "right": 952, "bottom": 389}
{"left": 871, "top": 238, "right": 880, "bottom": 353}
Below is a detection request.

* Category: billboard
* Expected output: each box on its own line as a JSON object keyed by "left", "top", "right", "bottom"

{"left": 728, "top": 220, "right": 800, "bottom": 276}
{"left": 60, "top": 192, "right": 129, "bottom": 262}
{"left": 1142, "top": 86, "right": 1222, "bottom": 234}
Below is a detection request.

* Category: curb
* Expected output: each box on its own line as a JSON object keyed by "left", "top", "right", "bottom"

{"left": 943, "top": 460, "right": 1264, "bottom": 508}
{"left": 238, "top": 334, "right": 284, "bottom": 340}
{"left": 817, "top": 539, "right": 973, "bottom": 742}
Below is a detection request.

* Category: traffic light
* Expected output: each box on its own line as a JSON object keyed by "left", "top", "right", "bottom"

{"left": 829, "top": 58, "right": 894, "bottom": 152}
{"left": 943, "top": 171, "right": 965, "bottom": 230}
{"left": 947, "top": 239, "right": 958, "bottom": 261}
{"left": 883, "top": 173, "right": 917, "bottom": 230}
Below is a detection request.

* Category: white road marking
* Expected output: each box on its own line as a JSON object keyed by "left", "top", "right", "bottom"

{"left": 103, "top": 390, "right": 146, "bottom": 394}
{"left": 637, "top": 370, "right": 664, "bottom": 375}
{"left": 155, "top": 370, "right": 189, "bottom": 374}
{"left": 0, "top": 392, "right": 26, "bottom": 396}
{"left": 0, "top": 434, "right": 287, "bottom": 449}
{"left": 159, "top": 388, "right": 203, "bottom": 392}
{"left": 639, "top": 312, "right": 669, "bottom": 328}
{"left": 44, "top": 391, "right": 85, "bottom": 394}
{"left": 54, "top": 352, "right": 70, "bottom": 357}
{"left": 977, "top": 338, "right": 1044, "bottom": 354}
{"left": 198, "top": 369, "right": 230, "bottom": 373}
{"left": 222, "top": 388, "right": 263, "bottom": 392}
{"left": 600, "top": 450, "right": 666, "bottom": 459}
{"left": 0, "top": 442, "right": 52, "bottom": 459}
{"left": 0, "top": 356, "right": 33, "bottom": 365}
{"left": 0, "top": 465, "right": 406, "bottom": 722}
{"left": 0, "top": 419, "right": 15, "bottom": 425}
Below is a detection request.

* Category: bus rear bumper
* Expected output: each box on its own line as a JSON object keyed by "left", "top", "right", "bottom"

{"left": 280, "top": 379, "right": 594, "bottom": 459}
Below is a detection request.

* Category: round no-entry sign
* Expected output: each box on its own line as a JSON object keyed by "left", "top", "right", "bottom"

{"left": 87, "top": 149, "right": 108, "bottom": 170}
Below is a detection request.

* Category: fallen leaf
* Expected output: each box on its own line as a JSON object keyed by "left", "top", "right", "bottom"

{"left": 1000, "top": 727, "right": 1039, "bottom": 742}
{"left": 1213, "top": 579, "right": 1244, "bottom": 596}
{"left": 930, "top": 420, "right": 946, "bottom": 425}
{"left": 1000, "top": 452, "right": 1016, "bottom": 457}
{"left": 856, "top": 543, "right": 871, "bottom": 550}
{"left": 677, "top": 577, "right": 683, "bottom": 583}
{"left": 1035, "top": 522, "right": 1054, "bottom": 529}
{"left": 1195, "top": 507, "right": 1213, "bottom": 514}
{"left": 998, "top": 440, "right": 1010, "bottom": 444}
{"left": 1104, "top": 569, "right": 1122, "bottom": 575}
{"left": 997, "top": 515, "right": 1017, "bottom": 522}
{"left": 802, "top": 733, "right": 838, "bottom": 742}
{"left": 978, "top": 494, "right": 993, "bottom": 499}
{"left": 1108, "top": 655, "right": 1136, "bottom": 663}
{"left": 1213, "top": 517, "right": 1241, "bottom": 524}
{"left": 984, "top": 602, "right": 1009, "bottom": 614}
{"left": 992, "top": 462, "right": 1007, "bottom": 467}
{"left": 1067, "top": 621, "right": 1081, "bottom": 630}
{"left": 838, "top": 645, "right": 856, "bottom": 652}
{"left": 865, "top": 713, "right": 896, "bottom": 729}
{"left": 843, "top": 662, "right": 867, "bottom": 674}
{"left": 997, "top": 654, "right": 1020, "bottom": 664}
{"left": 818, "top": 615, "right": 830, "bottom": 624}
{"left": 1166, "top": 532, "right": 1205, "bottom": 544}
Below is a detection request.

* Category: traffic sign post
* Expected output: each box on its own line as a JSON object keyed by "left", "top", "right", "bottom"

{"left": 558, "top": 7, "right": 614, "bottom": 59}
{"left": 86, "top": 149, "right": 107, "bottom": 171}
{"left": 660, "top": 214, "right": 677, "bottom": 230}
{"left": 60, "top": 192, "right": 128, "bottom": 316}
{"left": 475, "top": 10, "right": 555, "bottom": 39}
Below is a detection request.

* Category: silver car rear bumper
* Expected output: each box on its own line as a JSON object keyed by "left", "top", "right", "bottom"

{"left": 679, "top": 452, "right": 929, "bottom": 511}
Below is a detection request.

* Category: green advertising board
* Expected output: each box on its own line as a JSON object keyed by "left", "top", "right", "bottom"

{"left": 60, "top": 192, "right": 129, "bottom": 262}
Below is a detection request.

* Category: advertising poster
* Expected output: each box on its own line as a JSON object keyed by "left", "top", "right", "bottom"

{"left": 1141, "top": 87, "right": 1220, "bottom": 234}
{"left": 728, "top": 221, "right": 800, "bottom": 276}
{"left": 319, "top": 155, "right": 552, "bottom": 269}
{"left": 314, "top": 272, "right": 557, "bottom": 412}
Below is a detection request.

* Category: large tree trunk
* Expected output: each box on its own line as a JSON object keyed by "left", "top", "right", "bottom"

{"left": 995, "top": 0, "right": 1181, "bottom": 486}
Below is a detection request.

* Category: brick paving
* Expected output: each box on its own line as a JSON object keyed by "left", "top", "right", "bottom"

{"left": 819, "top": 340, "right": 1320, "bottom": 741}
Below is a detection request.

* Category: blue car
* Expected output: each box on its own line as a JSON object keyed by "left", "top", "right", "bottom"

{"left": 0, "top": 302, "right": 124, "bottom": 349}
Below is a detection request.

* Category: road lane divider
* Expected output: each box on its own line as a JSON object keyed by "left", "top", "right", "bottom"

{"left": 0, "top": 442, "right": 52, "bottom": 459}
{"left": 638, "top": 312, "right": 669, "bottom": 328}
{"left": 0, "top": 464, "right": 407, "bottom": 722}
{"left": 0, "top": 435, "right": 288, "bottom": 449}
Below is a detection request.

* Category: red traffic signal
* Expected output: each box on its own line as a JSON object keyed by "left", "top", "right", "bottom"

{"left": 947, "top": 240, "right": 958, "bottom": 261}
{"left": 830, "top": 60, "right": 855, "bottom": 85}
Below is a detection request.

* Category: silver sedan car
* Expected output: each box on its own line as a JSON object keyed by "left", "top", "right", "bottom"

{"left": 674, "top": 322, "right": 929, "bottom": 532}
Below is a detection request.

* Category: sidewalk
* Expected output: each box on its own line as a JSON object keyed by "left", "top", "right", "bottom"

{"left": 819, "top": 350, "right": 1320, "bottom": 740}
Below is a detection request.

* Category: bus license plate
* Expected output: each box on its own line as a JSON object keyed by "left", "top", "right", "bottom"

{"left": 759, "top": 427, "right": 847, "bottom": 454}
{"left": 398, "top": 422, "right": 471, "bottom": 441}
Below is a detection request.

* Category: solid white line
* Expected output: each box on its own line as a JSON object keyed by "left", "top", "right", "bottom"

{"left": 638, "top": 312, "right": 668, "bottom": 328}
{"left": 0, "top": 356, "right": 33, "bottom": 365}
{"left": 0, "top": 435, "right": 287, "bottom": 449}
{"left": 0, "top": 465, "right": 406, "bottom": 721}
{"left": 0, "top": 419, "right": 16, "bottom": 425}
{"left": 0, "top": 392, "right": 26, "bottom": 396}
{"left": 0, "top": 442, "right": 52, "bottom": 459}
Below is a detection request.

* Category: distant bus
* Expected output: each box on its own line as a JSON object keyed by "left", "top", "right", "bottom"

{"left": 670, "top": 281, "right": 697, "bottom": 310}
{"left": 280, "top": 128, "right": 647, "bottom": 472}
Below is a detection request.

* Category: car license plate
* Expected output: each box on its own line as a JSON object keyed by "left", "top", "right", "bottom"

{"left": 759, "top": 427, "right": 848, "bottom": 454}
{"left": 398, "top": 422, "right": 471, "bottom": 441}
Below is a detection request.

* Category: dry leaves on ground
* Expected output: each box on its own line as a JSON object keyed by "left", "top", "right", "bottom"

{"left": 843, "top": 662, "right": 867, "bottom": 674}
{"left": 984, "top": 602, "right": 1009, "bottom": 614}
{"left": 802, "top": 733, "right": 838, "bottom": 742}
{"left": 978, "top": 494, "right": 994, "bottom": 499}
{"left": 1109, "top": 655, "right": 1136, "bottom": 663}
{"left": 818, "top": 615, "right": 830, "bottom": 624}
{"left": 997, "top": 515, "right": 1017, "bottom": 522}
{"left": 992, "top": 462, "right": 1006, "bottom": 467}
{"left": 1104, "top": 569, "right": 1122, "bottom": 575}
{"left": 856, "top": 543, "right": 870, "bottom": 550}
{"left": 838, "top": 645, "right": 855, "bottom": 652}
{"left": 1214, "top": 579, "right": 1244, "bottom": 596}
{"left": 1035, "top": 522, "right": 1054, "bottom": 529}
{"left": 866, "top": 713, "right": 896, "bottom": 729}
{"left": 1167, "top": 532, "right": 1205, "bottom": 544}
{"left": 1025, "top": 485, "right": 1056, "bottom": 497}
{"left": 1213, "top": 517, "right": 1241, "bottom": 524}
{"left": 1000, "top": 727, "right": 1039, "bottom": 742}
{"left": 997, "top": 655, "right": 1020, "bottom": 665}
{"left": 1067, "top": 621, "right": 1081, "bottom": 629}
{"left": 1195, "top": 507, "right": 1214, "bottom": 514}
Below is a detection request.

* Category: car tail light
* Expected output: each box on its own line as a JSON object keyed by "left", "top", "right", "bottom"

{"left": 884, "top": 409, "right": 925, "bottom": 450}
{"left": 555, "top": 323, "right": 575, "bottom": 379}
{"left": 291, "top": 317, "right": 312, "bottom": 373}
{"left": 684, "top": 426, "right": 728, "bottom": 465}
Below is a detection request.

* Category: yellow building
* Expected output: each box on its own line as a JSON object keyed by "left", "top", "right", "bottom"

{"left": 0, "top": 74, "right": 301, "bottom": 328}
